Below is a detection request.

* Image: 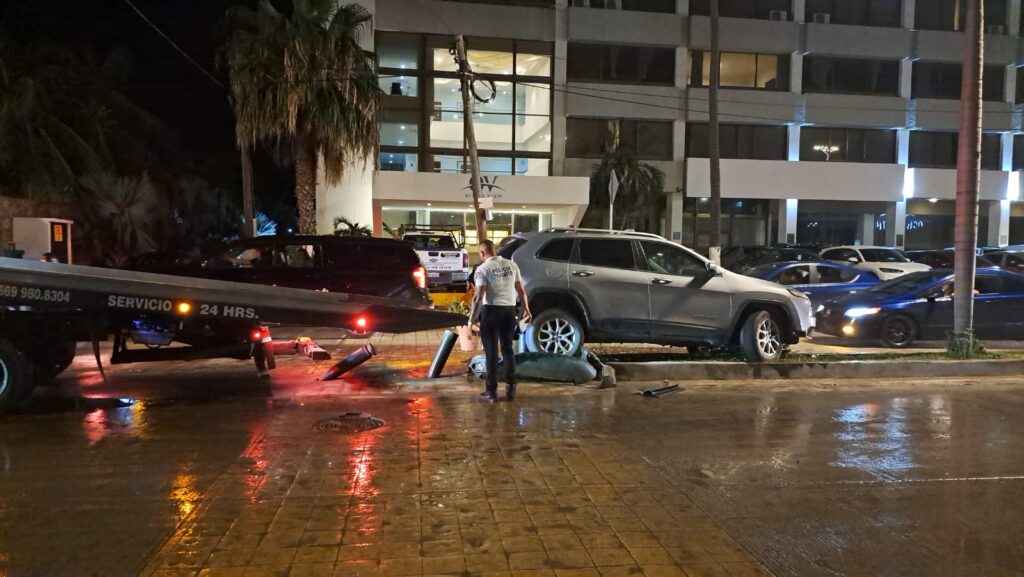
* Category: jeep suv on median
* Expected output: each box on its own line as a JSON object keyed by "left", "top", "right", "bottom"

{"left": 499, "top": 229, "right": 815, "bottom": 362}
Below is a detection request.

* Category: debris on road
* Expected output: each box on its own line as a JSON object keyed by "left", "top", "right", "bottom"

{"left": 636, "top": 384, "right": 682, "bottom": 398}
{"left": 319, "top": 344, "right": 376, "bottom": 381}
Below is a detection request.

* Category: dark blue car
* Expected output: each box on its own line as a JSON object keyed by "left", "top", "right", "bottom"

{"left": 815, "top": 269, "right": 1024, "bottom": 347}
{"left": 745, "top": 261, "right": 881, "bottom": 307}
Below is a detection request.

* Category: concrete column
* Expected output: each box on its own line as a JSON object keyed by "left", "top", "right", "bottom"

{"left": 778, "top": 199, "right": 798, "bottom": 244}
{"left": 551, "top": 0, "right": 569, "bottom": 177}
{"left": 1009, "top": 0, "right": 1021, "bottom": 35}
{"left": 885, "top": 201, "right": 907, "bottom": 247}
{"left": 897, "top": 129, "right": 911, "bottom": 166}
{"left": 666, "top": 192, "right": 685, "bottom": 242}
{"left": 990, "top": 200, "right": 1011, "bottom": 246}
{"left": 789, "top": 53, "right": 803, "bottom": 94}
{"left": 902, "top": 0, "right": 915, "bottom": 29}
{"left": 1005, "top": 64, "right": 1018, "bottom": 105}
{"left": 1001, "top": 133, "right": 1015, "bottom": 171}
{"left": 676, "top": 0, "right": 688, "bottom": 14}
{"left": 787, "top": 125, "right": 801, "bottom": 161}
{"left": 415, "top": 209, "right": 429, "bottom": 226}
{"left": 899, "top": 58, "right": 914, "bottom": 99}
{"left": 793, "top": 0, "right": 806, "bottom": 22}
{"left": 860, "top": 213, "right": 876, "bottom": 245}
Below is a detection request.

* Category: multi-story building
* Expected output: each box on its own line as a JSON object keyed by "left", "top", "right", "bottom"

{"left": 316, "top": 0, "right": 1024, "bottom": 251}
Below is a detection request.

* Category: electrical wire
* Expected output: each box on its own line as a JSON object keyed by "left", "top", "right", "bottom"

{"left": 121, "top": 0, "right": 226, "bottom": 90}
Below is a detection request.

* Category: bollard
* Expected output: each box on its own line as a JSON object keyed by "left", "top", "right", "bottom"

{"left": 428, "top": 330, "right": 459, "bottom": 379}
{"left": 319, "top": 343, "right": 376, "bottom": 381}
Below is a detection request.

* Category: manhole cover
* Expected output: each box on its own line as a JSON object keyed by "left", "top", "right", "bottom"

{"left": 315, "top": 413, "right": 384, "bottom": 433}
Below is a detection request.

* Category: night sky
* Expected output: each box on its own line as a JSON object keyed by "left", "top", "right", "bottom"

{"left": 1, "top": 0, "right": 295, "bottom": 221}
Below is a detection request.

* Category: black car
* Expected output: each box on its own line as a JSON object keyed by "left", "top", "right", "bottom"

{"left": 984, "top": 250, "right": 1024, "bottom": 275}
{"left": 725, "top": 246, "right": 824, "bottom": 273}
{"left": 135, "top": 236, "right": 430, "bottom": 304}
{"left": 904, "top": 250, "right": 998, "bottom": 270}
{"left": 815, "top": 269, "right": 1024, "bottom": 347}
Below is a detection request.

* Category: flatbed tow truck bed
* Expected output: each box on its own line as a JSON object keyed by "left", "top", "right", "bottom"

{"left": 0, "top": 257, "right": 465, "bottom": 411}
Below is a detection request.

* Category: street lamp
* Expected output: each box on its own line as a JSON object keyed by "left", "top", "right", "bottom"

{"left": 813, "top": 144, "right": 840, "bottom": 161}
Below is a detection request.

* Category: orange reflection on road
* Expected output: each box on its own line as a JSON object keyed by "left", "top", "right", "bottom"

{"left": 171, "top": 467, "right": 202, "bottom": 523}
{"left": 346, "top": 432, "right": 380, "bottom": 499}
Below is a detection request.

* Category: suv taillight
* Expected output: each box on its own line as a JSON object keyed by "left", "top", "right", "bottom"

{"left": 412, "top": 265, "right": 427, "bottom": 289}
{"left": 463, "top": 252, "right": 469, "bottom": 268}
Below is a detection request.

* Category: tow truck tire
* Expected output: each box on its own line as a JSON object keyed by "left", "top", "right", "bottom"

{"left": 32, "top": 341, "right": 77, "bottom": 387}
{"left": 0, "top": 339, "right": 34, "bottom": 413}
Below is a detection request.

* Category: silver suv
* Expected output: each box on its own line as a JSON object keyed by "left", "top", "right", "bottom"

{"left": 499, "top": 229, "right": 814, "bottom": 362}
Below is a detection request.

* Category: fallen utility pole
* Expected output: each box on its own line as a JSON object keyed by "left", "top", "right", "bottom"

{"left": 954, "top": 0, "right": 983, "bottom": 332}
{"left": 454, "top": 35, "right": 488, "bottom": 245}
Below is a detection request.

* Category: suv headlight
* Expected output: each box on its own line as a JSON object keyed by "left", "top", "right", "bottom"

{"left": 845, "top": 307, "right": 881, "bottom": 318}
{"left": 787, "top": 288, "right": 808, "bottom": 300}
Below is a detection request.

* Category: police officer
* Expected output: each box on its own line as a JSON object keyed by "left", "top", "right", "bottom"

{"left": 470, "top": 239, "right": 531, "bottom": 402}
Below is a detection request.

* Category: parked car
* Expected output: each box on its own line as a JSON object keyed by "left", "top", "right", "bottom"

{"left": 904, "top": 250, "right": 999, "bottom": 270}
{"left": 725, "top": 246, "right": 824, "bottom": 273}
{"left": 820, "top": 245, "right": 930, "bottom": 280}
{"left": 401, "top": 230, "right": 470, "bottom": 289}
{"left": 744, "top": 261, "right": 881, "bottom": 307}
{"left": 499, "top": 229, "right": 814, "bottom": 362}
{"left": 815, "top": 269, "right": 1024, "bottom": 347}
{"left": 984, "top": 250, "right": 1024, "bottom": 274}
{"left": 134, "top": 235, "right": 431, "bottom": 305}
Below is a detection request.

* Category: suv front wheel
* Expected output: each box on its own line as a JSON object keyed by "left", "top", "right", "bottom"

{"left": 525, "top": 308, "right": 584, "bottom": 356}
{"left": 739, "top": 310, "right": 785, "bottom": 362}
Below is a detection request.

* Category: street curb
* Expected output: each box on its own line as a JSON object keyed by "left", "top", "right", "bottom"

{"left": 609, "top": 359, "right": 1024, "bottom": 381}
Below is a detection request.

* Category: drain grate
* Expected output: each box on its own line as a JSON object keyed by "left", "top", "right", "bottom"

{"left": 315, "top": 412, "right": 384, "bottom": 433}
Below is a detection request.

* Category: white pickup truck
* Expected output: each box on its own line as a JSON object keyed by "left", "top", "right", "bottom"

{"left": 402, "top": 231, "right": 470, "bottom": 288}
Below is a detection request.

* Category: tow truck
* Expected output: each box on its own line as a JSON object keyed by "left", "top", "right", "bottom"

{"left": 0, "top": 257, "right": 465, "bottom": 412}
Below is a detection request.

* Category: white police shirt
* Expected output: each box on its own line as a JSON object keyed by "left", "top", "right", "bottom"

{"left": 474, "top": 256, "right": 521, "bottom": 306}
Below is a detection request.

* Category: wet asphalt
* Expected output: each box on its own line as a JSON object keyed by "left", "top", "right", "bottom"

{"left": 1, "top": 350, "right": 1023, "bottom": 577}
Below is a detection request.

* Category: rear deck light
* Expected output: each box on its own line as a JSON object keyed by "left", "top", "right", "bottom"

{"left": 355, "top": 315, "right": 369, "bottom": 330}
{"left": 463, "top": 252, "right": 469, "bottom": 268}
{"left": 412, "top": 265, "right": 427, "bottom": 289}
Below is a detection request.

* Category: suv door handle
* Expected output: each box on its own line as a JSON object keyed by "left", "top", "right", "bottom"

{"left": 651, "top": 278, "right": 672, "bottom": 285}
{"left": 572, "top": 270, "right": 595, "bottom": 277}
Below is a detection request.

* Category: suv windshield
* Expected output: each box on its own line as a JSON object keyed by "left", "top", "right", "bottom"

{"left": 867, "top": 271, "right": 949, "bottom": 294}
{"left": 406, "top": 235, "right": 458, "bottom": 250}
{"left": 860, "top": 249, "right": 909, "bottom": 263}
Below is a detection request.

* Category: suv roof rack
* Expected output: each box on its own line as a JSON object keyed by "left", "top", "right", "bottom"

{"left": 542, "top": 227, "right": 665, "bottom": 240}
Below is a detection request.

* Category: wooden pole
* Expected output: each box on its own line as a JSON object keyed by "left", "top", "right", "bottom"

{"left": 455, "top": 35, "right": 488, "bottom": 245}
{"left": 953, "top": 0, "right": 982, "bottom": 331}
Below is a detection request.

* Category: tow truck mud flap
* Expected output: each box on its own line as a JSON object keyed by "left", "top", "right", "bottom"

{"left": 469, "top": 351, "right": 598, "bottom": 385}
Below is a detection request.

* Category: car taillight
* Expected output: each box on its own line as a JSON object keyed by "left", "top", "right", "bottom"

{"left": 463, "top": 252, "right": 469, "bottom": 268}
{"left": 412, "top": 265, "right": 427, "bottom": 289}
{"left": 354, "top": 315, "right": 369, "bottom": 330}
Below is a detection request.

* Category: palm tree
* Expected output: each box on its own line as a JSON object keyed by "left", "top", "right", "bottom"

{"left": 221, "top": 0, "right": 382, "bottom": 235}
{"left": 332, "top": 216, "right": 372, "bottom": 236}
{"left": 586, "top": 122, "right": 665, "bottom": 232}
{"left": 75, "top": 171, "right": 162, "bottom": 267}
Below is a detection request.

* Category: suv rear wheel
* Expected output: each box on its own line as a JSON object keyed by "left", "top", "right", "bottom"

{"left": 525, "top": 308, "right": 584, "bottom": 356}
{"left": 0, "top": 339, "right": 34, "bottom": 413}
{"left": 739, "top": 310, "right": 784, "bottom": 362}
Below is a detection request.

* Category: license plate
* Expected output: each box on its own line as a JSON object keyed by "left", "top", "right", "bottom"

{"left": 453, "top": 272, "right": 466, "bottom": 281}
{"left": 428, "top": 272, "right": 440, "bottom": 278}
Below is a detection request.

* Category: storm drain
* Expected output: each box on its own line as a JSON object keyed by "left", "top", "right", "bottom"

{"left": 315, "top": 413, "right": 384, "bottom": 433}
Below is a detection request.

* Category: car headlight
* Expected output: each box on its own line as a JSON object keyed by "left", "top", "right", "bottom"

{"left": 879, "top": 267, "right": 903, "bottom": 274}
{"left": 787, "top": 288, "right": 808, "bottom": 300}
{"left": 816, "top": 304, "right": 825, "bottom": 313}
{"left": 845, "top": 306, "right": 881, "bottom": 318}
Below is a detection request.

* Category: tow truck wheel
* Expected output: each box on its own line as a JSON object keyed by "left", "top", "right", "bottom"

{"left": 0, "top": 339, "right": 34, "bottom": 413}
{"left": 31, "top": 341, "right": 77, "bottom": 387}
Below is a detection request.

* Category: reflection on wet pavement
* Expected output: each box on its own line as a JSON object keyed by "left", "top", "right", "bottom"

{"left": 0, "top": 352, "right": 1023, "bottom": 577}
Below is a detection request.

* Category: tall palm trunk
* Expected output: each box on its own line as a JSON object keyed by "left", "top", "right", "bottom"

{"left": 954, "top": 0, "right": 982, "bottom": 331}
{"left": 294, "top": 134, "right": 319, "bottom": 235}
{"left": 708, "top": 0, "right": 722, "bottom": 264}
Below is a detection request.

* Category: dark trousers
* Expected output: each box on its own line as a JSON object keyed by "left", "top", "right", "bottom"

{"left": 479, "top": 305, "right": 517, "bottom": 395}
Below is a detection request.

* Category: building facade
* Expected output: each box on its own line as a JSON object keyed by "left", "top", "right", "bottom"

{"left": 317, "top": 0, "right": 1024, "bottom": 250}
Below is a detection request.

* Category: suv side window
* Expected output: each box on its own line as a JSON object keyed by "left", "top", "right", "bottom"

{"left": 537, "top": 239, "right": 574, "bottom": 262}
{"left": 274, "top": 244, "right": 318, "bottom": 268}
{"left": 578, "top": 239, "right": 636, "bottom": 270}
{"left": 640, "top": 241, "right": 706, "bottom": 276}
{"left": 775, "top": 265, "right": 811, "bottom": 286}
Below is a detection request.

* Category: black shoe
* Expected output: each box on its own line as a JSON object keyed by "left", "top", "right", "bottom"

{"left": 505, "top": 383, "right": 517, "bottom": 401}
{"left": 478, "top": 392, "right": 498, "bottom": 403}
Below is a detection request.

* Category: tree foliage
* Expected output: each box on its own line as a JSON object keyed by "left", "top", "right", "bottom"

{"left": 584, "top": 121, "right": 665, "bottom": 231}
{"left": 221, "top": 0, "right": 382, "bottom": 234}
